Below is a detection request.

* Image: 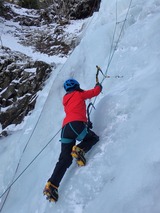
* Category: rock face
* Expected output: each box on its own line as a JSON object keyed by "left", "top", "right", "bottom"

{"left": 0, "top": 47, "right": 53, "bottom": 132}
{"left": 0, "top": 0, "right": 101, "bottom": 135}
{"left": 46, "top": 0, "right": 101, "bottom": 20}
{"left": 1, "top": 0, "right": 101, "bottom": 57}
{"left": 66, "top": 0, "right": 101, "bottom": 19}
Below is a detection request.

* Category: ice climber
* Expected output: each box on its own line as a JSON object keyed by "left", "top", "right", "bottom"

{"left": 43, "top": 78, "right": 102, "bottom": 202}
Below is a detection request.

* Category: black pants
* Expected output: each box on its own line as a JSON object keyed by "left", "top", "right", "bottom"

{"left": 48, "top": 121, "right": 99, "bottom": 187}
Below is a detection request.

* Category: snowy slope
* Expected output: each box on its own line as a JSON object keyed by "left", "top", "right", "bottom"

{"left": 1, "top": 0, "right": 160, "bottom": 212}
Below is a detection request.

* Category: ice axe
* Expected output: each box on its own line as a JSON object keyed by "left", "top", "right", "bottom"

{"left": 96, "top": 65, "right": 123, "bottom": 81}
{"left": 96, "top": 65, "right": 106, "bottom": 83}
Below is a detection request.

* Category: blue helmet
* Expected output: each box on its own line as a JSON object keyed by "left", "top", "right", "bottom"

{"left": 64, "top": 78, "right": 80, "bottom": 91}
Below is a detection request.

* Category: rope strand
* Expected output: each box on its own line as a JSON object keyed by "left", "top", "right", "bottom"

{"left": 0, "top": 129, "right": 61, "bottom": 201}
{"left": 90, "top": 0, "right": 133, "bottom": 114}
{"left": 104, "top": 0, "right": 133, "bottom": 77}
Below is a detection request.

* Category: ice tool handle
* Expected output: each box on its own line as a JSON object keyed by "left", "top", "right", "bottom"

{"left": 96, "top": 65, "right": 106, "bottom": 83}
{"left": 87, "top": 103, "right": 95, "bottom": 129}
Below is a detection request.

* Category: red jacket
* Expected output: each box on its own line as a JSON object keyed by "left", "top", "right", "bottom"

{"left": 62, "top": 85, "right": 101, "bottom": 127}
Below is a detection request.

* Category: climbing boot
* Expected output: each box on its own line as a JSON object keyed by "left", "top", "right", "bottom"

{"left": 71, "top": 145, "right": 86, "bottom": 166}
{"left": 43, "top": 181, "right": 58, "bottom": 202}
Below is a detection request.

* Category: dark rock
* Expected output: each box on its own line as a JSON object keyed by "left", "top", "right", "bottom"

{"left": 0, "top": 131, "right": 8, "bottom": 138}
{"left": 1, "top": 84, "right": 17, "bottom": 100}
{"left": 0, "top": 47, "right": 52, "bottom": 131}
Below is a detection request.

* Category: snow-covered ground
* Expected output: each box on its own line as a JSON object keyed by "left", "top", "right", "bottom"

{"left": 1, "top": 0, "right": 160, "bottom": 212}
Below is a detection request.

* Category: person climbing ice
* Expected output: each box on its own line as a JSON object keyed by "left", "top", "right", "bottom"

{"left": 43, "top": 78, "right": 102, "bottom": 202}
